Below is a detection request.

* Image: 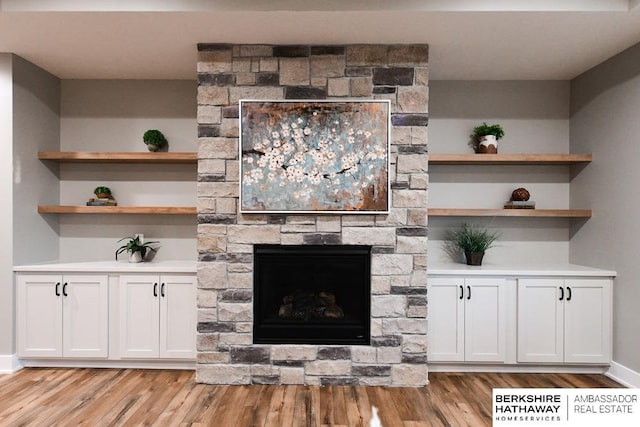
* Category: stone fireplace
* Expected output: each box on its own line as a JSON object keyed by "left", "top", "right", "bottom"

{"left": 196, "top": 44, "right": 428, "bottom": 386}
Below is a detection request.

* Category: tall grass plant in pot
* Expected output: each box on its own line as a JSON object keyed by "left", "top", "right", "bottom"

{"left": 445, "top": 224, "right": 500, "bottom": 266}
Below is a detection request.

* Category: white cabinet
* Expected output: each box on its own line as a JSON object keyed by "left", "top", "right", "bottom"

{"left": 17, "top": 274, "right": 108, "bottom": 358}
{"left": 119, "top": 274, "right": 196, "bottom": 359}
{"left": 428, "top": 277, "right": 507, "bottom": 362}
{"left": 517, "top": 278, "right": 611, "bottom": 364}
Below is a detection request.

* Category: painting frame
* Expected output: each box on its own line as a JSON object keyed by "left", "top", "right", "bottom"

{"left": 239, "top": 99, "right": 391, "bottom": 214}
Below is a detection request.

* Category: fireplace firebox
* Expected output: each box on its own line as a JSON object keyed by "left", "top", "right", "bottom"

{"left": 253, "top": 245, "right": 371, "bottom": 345}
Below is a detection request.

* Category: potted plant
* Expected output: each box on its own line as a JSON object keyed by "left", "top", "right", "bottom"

{"left": 445, "top": 224, "right": 500, "bottom": 266}
{"left": 94, "top": 186, "right": 112, "bottom": 199}
{"left": 472, "top": 122, "right": 505, "bottom": 154}
{"left": 115, "top": 235, "right": 159, "bottom": 263}
{"left": 143, "top": 129, "right": 168, "bottom": 152}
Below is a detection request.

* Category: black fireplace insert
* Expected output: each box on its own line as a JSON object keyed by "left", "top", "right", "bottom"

{"left": 253, "top": 245, "right": 371, "bottom": 345}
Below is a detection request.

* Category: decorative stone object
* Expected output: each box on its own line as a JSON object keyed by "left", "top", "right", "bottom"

{"left": 511, "top": 187, "right": 531, "bottom": 201}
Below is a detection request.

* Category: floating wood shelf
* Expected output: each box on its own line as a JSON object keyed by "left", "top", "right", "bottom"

{"left": 428, "top": 208, "right": 592, "bottom": 218}
{"left": 38, "top": 205, "right": 197, "bottom": 215}
{"left": 428, "top": 153, "right": 592, "bottom": 165}
{"left": 38, "top": 151, "right": 197, "bottom": 164}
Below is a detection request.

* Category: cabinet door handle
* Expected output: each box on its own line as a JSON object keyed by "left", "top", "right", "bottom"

{"left": 62, "top": 282, "right": 68, "bottom": 297}
{"left": 559, "top": 286, "right": 564, "bottom": 301}
{"left": 55, "top": 282, "right": 61, "bottom": 296}
{"left": 467, "top": 285, "right": 471, "bottom": 300}
{"left": 161, "top": 283, "right": 165, "bottom": 297}
{"left": 459, "top": 285, "right": 464, "bottom": 300}
{"left": 153, "top": 283, "right": 158, "bottom": 297}
{"left": 566, "top": 286, "right": 572, "bottom": 301}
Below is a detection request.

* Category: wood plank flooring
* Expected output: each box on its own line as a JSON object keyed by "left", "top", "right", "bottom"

{"left": 0, "top": 368, "right": 622, "bottom": 426}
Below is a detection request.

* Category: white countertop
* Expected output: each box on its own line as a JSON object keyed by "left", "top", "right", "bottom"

{"left": 14, "top": 260, "right": 197, "bottom": 273}
{"left": 428, "top": 262, "right": 617, "bottom": 277}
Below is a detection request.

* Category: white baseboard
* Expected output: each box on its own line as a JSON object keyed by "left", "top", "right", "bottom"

{"left": 428, "top": 363, "right": 608, "bottom": 374}
{"left": 0, "top": 354, "right": 23, "bottom": 374}
{"left": 606, "top": 361, "right": 640, "bottom": 388}
{"left": 19, "top": 359, "right": 195, "bottom": 370}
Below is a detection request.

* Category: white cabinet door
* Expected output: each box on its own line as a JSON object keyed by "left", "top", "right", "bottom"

{"left": 518, "top": 278, "right": 611, "bottom": 364}
{"left": 564, "top": 279, "right": 611, "bottom": 364}
{"left": 517, "top": 278, "right": 564, "bottom": 363}
{"left": 464, "top": 278, "right": 506, "bottom": 362}
{"left": 427, "top": 277, "right": 465, "bottom": 362}
{"left": 17, "top": 275, "right": 63, "bottom": 358}
{"left": 160, "top": 275, "right": 196, "bottom": 359}
{"left": 119, "top": 275, "right": 160, "bottom": 358}
{"left": 63, "top": 275, "right": 109, "bottom": 358}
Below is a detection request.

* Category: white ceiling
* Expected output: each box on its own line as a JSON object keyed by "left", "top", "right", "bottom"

{"left": 1, "top": 1, "right": 640, "bottom": 80}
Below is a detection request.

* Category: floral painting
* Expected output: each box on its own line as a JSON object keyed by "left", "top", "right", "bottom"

{"left": 239, "top": 100, "right": 390, "bottom": 213}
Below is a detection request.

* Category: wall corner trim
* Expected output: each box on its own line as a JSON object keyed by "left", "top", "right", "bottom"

{"left": 606, "top": 361, "right": 640, "bottom": 388}
{"left": 0, "top": 354, "right": 23, "bottom": 374}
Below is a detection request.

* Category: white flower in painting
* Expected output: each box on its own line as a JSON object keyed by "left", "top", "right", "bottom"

{"left": 303, "top": 127, "right": 311, "bottom": 136}
{"left": 257, "top": 157, "right": 267, "bottom": 168}
{"left": 290, "top": 158, "right": 298, "bottom": 165}
{"left": 268, "top": 172, "right": 275, "bottom": 181}
{"left": 282, "top": 143, "right": 294, "bottom": 154}
{"left": 364, "top": 131, "right": 372, "bottom": 138}
{"left": 348, "top": 128, "right": 354, "bottom": 135}
{"left": 327, "top": 151, "right": 336, "bottom": 159}
{"left": 271, "top": 131, "right": 280, "bottom": 139}
{"left": 356, "top": 129, "right": 363, "bottom": 135}
{"left": 347, "top": 136, "right": 355, "bottom": 144}
{"left": 273, "top": 140, "right": 281, "bottom": 148}
{"left": 297, "top": 117, "right": 304, "bottom": 124}
{"left": 282, "top": 128, "right": 290, "bottom": 138}
{"left": 291, "top": 122, "right": 298, "bottom": 129}
{"left": 245, "top": 157, "right": 254, "bottom": 164}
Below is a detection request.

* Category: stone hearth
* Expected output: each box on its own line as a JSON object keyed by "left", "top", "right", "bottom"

{"left": 196, "top": 44, "right": 428, "bottom": 386}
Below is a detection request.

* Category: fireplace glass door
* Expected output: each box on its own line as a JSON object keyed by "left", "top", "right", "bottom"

{"left": 253, "top": 245, "right": 371, "bottom": 345}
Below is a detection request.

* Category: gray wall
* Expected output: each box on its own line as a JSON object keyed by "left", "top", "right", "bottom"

{"left": 59, "top": 80, "right": 198, "bottom": 261}
{"left": 429, "top": 81, "right": 572, "bottom": 265}
{"left": 0, "top": 54, "right": 14, "bottom": 356}
{"left": 570, "top": 42, "right": 640, "bottom": 373}
{"left": 12, "top": 55, "right": 61, "bottom": 265}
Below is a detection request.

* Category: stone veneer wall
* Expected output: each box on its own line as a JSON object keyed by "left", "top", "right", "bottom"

{"left": 196, "top": 44, "right": 429, "bottom": 386}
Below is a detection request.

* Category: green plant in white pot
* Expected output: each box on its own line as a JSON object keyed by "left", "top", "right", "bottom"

{"left": 472, "top": 122, "right": 505, "bottom": 154}
{"left": 445, "top": 224, "right": 500, "bottom": 266}
{"left": 143, "top": 129, "right": 168, "bottom": 152}
{"left": 115, "top": 236, "right": 159, "bottom": 263}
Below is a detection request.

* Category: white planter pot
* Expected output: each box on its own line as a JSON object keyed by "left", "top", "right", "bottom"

{"left": 477, "top": 135, "right": 498, "bottom": 154}
{"left": 128, "top": 251, "right": 143, "bottom": 263}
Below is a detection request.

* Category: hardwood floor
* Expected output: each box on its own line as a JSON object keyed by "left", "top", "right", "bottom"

{"left": 0, "top": 368, "right": 622, "bottom": 426}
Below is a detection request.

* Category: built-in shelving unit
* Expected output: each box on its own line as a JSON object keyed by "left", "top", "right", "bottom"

{"left": 428, "top": 153, "right": 592, "bottom": 165}
{"left": 38, "top": 151, "right": 198, "bottom": 216}
{"left": 38, "top": 151, "right": 197, "bottom": 164}
{"left": 38, "top": 205, "right": 196, "bottom": 215}
{"left": 428, "top": 208, "right": 591, "bottom": 218}
{"left": 428, "top": 152, "right": 592, "bottom": 219}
